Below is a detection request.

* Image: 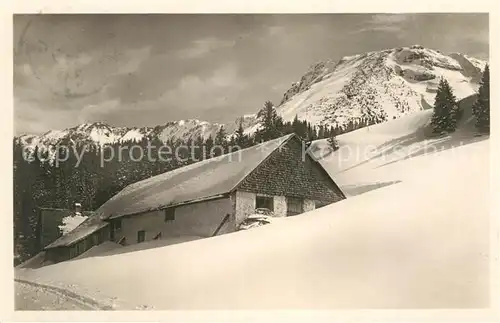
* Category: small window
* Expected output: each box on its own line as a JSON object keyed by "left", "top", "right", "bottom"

{"left": 256, "top": 196, "right": 274, "bottom": 211}
{"left": 137, "top": 230, "right": 145, "bottom": 243}
{"left": 287, "top": 197, "right": 303, "bottom": 216}
{"left": 69, "top": 246, "right": 76, "bottom": 258}
{"left": 114, "top": 219, "right": 122, "bottom": 230}
{"left": 75, "top": 241, "right": 83, "bottom": 255}
{"left": 164, "top": 208, "right": 175, "bottom": 222}
{"left": 97, "top": 230, "right": 104, "bottom": 244}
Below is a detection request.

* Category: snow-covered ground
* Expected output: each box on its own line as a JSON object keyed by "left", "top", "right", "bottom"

{"left": 309, "top": 106, "right": 486, "bottom": 195}
{"left": 16, "top": 109, "right": 490, "bottom": 309}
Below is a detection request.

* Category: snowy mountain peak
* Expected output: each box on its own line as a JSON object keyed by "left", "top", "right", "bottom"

{"left": 16, "top": 117, "right": 237, "bottom": 152}
{"left": 248, "top": 45, "right": 488, "bottom": 133}
{"left": 71, "top": 122, "right": 111, "bottom": 132}
{"left": 174, "top": 119, "right": 209, "bottom": 126}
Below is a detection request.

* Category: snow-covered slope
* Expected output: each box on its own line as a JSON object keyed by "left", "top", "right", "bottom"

{"left": 243, "top": 45, "right": 486, "bottom": 134}
{"left": 308, "top": 93, "right": 483, "bottom": 195}
{"left": 16, "top": 102, "right": 489, "bottom": 309}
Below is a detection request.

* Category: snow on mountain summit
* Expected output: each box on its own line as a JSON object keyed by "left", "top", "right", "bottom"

{"left": 244, "top": 45, "right": 487, "bottom": 134}
{"left": 16, "top": 118, "right": 232, "bottom": 152}
{"left": 153, "top": 119, "right": 226, "bottom": 143}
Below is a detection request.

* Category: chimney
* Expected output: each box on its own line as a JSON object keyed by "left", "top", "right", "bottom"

{"left": 74, "top": 202, "right": 82, "bottom": 216}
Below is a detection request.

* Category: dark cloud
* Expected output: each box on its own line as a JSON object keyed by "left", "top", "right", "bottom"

{"left": 14, "top": 14, "right": 489, "bottom": 135}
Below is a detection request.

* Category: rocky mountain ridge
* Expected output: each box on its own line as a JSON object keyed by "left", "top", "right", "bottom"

{"left": 16, "top": 45, "right": 487, "bottom": 150}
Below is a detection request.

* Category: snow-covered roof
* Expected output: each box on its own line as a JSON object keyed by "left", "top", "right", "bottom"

{"left": 44, "top": 213, "right": 108, "bottom": 249}
{"left": 97, "top": 134, "right": 297, "bottom": 220}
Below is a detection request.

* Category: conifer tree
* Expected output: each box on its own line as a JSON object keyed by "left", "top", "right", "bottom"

{"left": 204, "top": 135, "right": 214, "bottom": 159}
{"left": 318, "top": 125, "right": 325, "bottom": 139}
{"left": 281, "top": 120, "right": 294, "bottom": 135}
{"left": 257, "top": 101, "right": 283, "bottom": 141}
{"left": 227, "top": 134, "right": 237, "bottom": 151}
{"left": 215, "top": 126, "right": 227, "bottom": 145}
{"left": 235, "top": 119, "right": 247, "bottom": 148}
{"left": 213, "top": 126, "right": 227, "bottom": 157}
{"left": 292, "top": 115, "right": 303, "bottom": 137}
{"left": 473, "top": 64, "right": 490, "bottom": 134}
{"left": 193, "top": 135, "right": 205, "bottom": 161}
{"left": 327, "top": 132, "right": 339, "bottom": 152}
{"left": 431, "top": 78, "right": 459, "bottom": 134}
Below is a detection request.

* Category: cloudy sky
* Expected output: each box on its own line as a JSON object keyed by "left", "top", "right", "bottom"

{"left": 14, "top": 14, "right": 488, "bottom": 135}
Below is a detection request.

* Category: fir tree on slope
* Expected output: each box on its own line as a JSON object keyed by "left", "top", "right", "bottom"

{"left": 214, "top": 126, "right": 228, "bottom": 157}
{"left": 473, "top": 64, "right": 490, "bottom": 134}
{"left": 257, "top": 101, "right": 283, "bottom": 141}
{"left": 215, "top": 125, "right": 227, "bottom": 145}
{"left": 430, "top": 78, "right": 460, "bottom": 134}
{"left": 235, "top": 119, "right": 248, "bottom": 148}
{"left": 327, "top": 127, "right": 340, "bottom": 152}
{"left": 204, "top": 134, "right": 215, "bottom": 159}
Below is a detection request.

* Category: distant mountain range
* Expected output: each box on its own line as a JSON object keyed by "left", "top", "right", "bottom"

{"left": 16, "top": 45, "right": 487, "bottom": 151}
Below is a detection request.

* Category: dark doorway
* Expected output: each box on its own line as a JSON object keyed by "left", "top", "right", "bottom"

{"left": 137, "top": 230, "right": 145, "bottom": 243}
{"left": 286, "top": 197, "right": 303, "bottom": 216}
